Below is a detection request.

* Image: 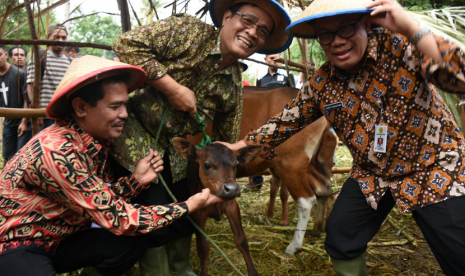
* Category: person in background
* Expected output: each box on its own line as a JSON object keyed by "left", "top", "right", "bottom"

{"left": 0, "top": 44, "right": 31, "bottom": 165}
{"left": 239, "top": 59, "right": 251, "bottom": 86}
{"left": 8, "top": 45, "right": 27, "bottom": 71}
{"left": 26, "top": 23, "right": 71, "bottom": 130}
{"left": 112, "top": 53, "right": 120, "bottom": 62}
{"left": 222, "top": 0, "right": 465, "bottom": 275}
{"left": 64, "top": 45, "right": 84, "bottom": 59}
{"left": 111, "top": 0, "right": 292, "bottom": 274}
{"left": 256, "top": 52, "right": 295, "bottom": 88}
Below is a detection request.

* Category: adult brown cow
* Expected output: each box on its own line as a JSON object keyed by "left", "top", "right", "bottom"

{"left": 238, "top": 87, "right": 337, "bottom": 255}
{"left": 173, "top": 137, "right": 262, "bottom": 276}
{"left": 189, "top": 86, "right": 337, "bottom": 255}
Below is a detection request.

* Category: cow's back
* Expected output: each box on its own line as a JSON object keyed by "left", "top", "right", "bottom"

{"left": 240, "top": 87, "right": 298, "bottom": 137}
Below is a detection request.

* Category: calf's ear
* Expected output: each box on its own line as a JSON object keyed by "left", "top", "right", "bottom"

{"left": 172, "top": 137, "right": 195, "bottom": 160}
{"left": 237, "top": 145, "right": 262, "bottom": 164}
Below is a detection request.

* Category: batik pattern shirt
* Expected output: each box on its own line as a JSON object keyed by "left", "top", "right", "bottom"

{"left": 112, "top": 14, "right": 243, "bottom": 182}
{"left": 244, "top": 28, "right": 465, "bottom": 213}
{"left": 0, "top": 118, "right": 188, "bottom": 255}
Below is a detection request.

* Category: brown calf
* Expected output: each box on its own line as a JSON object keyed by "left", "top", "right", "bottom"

{"left": 173, "top": 137, "right": 262, "bottom": 276}
{"left": 237, "top": 87, "right": 337, "bottom": 255}
{"left": 188, "top": 87, "right": 337, "bottom": 255}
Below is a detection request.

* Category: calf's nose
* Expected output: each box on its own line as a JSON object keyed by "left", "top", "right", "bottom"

{"left": 218, "top": 182, "right": 241, "bottom": 199}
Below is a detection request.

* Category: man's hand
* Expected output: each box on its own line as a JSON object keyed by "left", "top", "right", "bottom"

{"left": 366, "top": 0, "right": 418, "bottom": 38}
{"left": 215, "top": 140, "right": 247, "bottom": 151}
{"left": 133, "top": 148, "right": 164, "bottom": 186}
{"left": 165, "top": 84, "right": 197, "bottom": 115}
{"left": 185, "top": 188, "right": 224, "bottom": 213}
{"left": 147, "top": 75, "right": 197, "bottom": 115}
{"left": 17, "top": 121, "right": 27, "bottom": 137}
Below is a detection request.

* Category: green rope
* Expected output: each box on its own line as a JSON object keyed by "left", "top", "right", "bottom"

{"left": 152, "top": 106, "right": 246, "bottom": 276}
{"left": 195, "top": 112, "right": 211, "bottom": 149}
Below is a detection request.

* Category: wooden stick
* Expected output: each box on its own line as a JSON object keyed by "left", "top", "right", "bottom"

{"left": 0, "top": 39, "right": 112, "bottom": 50}
{"left": 0, "top": 108, "right": 46, "bottom": 118}
{"left": 387, "top": 215, "right": 418, "bottom": 247}
{"left": 23, "top": 0, "right": 41, "bottom": 135}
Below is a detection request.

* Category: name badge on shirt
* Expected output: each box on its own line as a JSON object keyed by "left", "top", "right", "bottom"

{"left": 324, "top": 101, "right": 343, "bottom": 115}
{"left": 277, "top": 75, "right": 284, "bottom": 81}
{"left": 374, "top": 124, "right": 388, "bottom": 153}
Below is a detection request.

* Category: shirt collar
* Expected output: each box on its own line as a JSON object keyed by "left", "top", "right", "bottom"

{"left": 211, "top": 32, "right": 222, "bottom": 56}
{"left": 58, "top": 118, "right": 107, "bottom": 159}
{"left": 329, "top": 31, "right": 379, "bottom": 77}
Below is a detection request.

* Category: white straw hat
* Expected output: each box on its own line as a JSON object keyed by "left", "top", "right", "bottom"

{"left": 46, "top": 55, "right": 146, "bottom": 119}
{"left": 209, "top": 0, "right": 293, "bottom": 54}
{"left": 286, "top": 0, "right": 374, "bottom": 38}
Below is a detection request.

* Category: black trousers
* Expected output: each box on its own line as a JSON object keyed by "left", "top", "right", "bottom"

{"left": 0, "top": 229, "right": 148, "bottom": 276}
{"left": 133, "top": 153, "right": 195, "bottom": 247}
{"left": 325, "top": 177, "right": 465, "bottom": 276}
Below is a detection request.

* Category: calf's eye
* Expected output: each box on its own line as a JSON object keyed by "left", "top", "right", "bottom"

{"left": 204, "top": 163, "right": 211, "bottom": 170}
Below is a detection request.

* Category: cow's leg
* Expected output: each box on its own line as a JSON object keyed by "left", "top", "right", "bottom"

{"left": 307, "top": 126, "right": 337, "bottom": 235}
{"left": 192, "top": 213, "right": 210, "bottom": 276}
{"left": 223, "top": 200, "right": 259, "bottom": 276}
{"left": 279, "top": 181, "right": 289, "bottom": 226}
{"left": 284, "top": 196, "right": 316, "bottom": 255}
{"left": 266, "top": 175, "right": 280, "bottom": 219}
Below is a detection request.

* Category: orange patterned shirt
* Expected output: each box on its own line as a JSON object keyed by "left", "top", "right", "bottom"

{"left": 0, "top": 119, "right": 188, "bottom": 255}
{"left": 244, "top": 28, "right": 465, "bottom": 213}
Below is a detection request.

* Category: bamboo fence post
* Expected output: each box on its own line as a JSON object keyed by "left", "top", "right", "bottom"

{"left": 23, "top": 0, "right": 41, "bottom": 135}
{"left": 118, "top": 0, "right": 131, "bottom": 33}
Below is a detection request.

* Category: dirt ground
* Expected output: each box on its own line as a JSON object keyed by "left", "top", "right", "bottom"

{"left": 187, "top": 175, "right": 444, "bottom": 276}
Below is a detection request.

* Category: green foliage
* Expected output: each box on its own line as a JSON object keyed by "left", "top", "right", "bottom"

{"left": 69, "top": 9, "right": 122, "bottom": 58}
{"left": 2, "top": 3, "right": 58, "bottom": 54}
{"left": 138, "top": 0, "right": 166, "bottom": 25}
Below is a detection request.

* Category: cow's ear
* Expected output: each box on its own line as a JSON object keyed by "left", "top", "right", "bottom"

{"left": 172, "top": 137, "right": 195, "bottom": 160}
{"left": 237, "top": 145, "right": 262, "bottom": 164}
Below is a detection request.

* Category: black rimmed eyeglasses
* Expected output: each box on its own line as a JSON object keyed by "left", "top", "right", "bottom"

{"left": 315, "top": 16, "right": 364, "bottom": 45}
{"left": 235, "top": 12, "right": 270, "bottom": 40}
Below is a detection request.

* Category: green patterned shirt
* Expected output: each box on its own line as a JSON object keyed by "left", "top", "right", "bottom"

{"left": 111, "top": 14, "right": 243, "bottom": 182}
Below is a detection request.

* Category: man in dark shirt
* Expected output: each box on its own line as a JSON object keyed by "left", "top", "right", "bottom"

{"left": 256, "top": 52, "right": 295, "bottom": 88}
{"left": 0, "top": 44, "right": 31, "bottom": 164}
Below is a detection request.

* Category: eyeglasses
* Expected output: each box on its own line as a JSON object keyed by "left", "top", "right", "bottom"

{"left": 235, "top": 12, "right": 270, "bottom": 40}
{"left": 315, "top": 16, "right": 364, "bottom": 45}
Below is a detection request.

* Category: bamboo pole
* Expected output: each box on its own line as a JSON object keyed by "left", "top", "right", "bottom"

{"left": 23, "top": 0, "right": 41, "bottom": 135}
{"left": 0, "top": 39, "right": 112, "bottom": 50}
{"left": 245, "top": 57, "right": 305, "bottom": 73}
{"left": 118, "top": 0, "right": 131, "bottom": 33}
{"left": 331, "top": 167, "right": 352, "bottom": 174}
{"left": 0, "top": 108, "right": 46, "bottom": 118}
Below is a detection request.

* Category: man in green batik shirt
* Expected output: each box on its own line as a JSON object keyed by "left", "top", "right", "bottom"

{"left": 111, "top": 0, "right": 292, "bottom": 275}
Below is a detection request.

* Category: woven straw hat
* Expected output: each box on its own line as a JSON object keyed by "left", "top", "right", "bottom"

{"left": 286, "top": 0, "right": 374, "bottom": 38}
{"left": 46, "top": 55, "right": 146, "bottom": 119}
{"left": 209, "top": 0, "right": 293, "bottom": 54}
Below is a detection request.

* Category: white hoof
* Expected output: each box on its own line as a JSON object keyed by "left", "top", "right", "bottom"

{"left": 284, "top": 243, "right": 301, "bottom": 255}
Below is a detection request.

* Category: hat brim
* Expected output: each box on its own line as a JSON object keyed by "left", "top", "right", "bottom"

{"left": 46, "top": 65, "right": 146, "bottom": 119}
{"left": 209, "top": 0, "right": 293, "bottom": 54}
{"left": 286, "top": 8, "right": 375, "bottom": 38}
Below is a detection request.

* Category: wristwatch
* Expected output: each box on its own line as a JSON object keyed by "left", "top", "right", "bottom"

{"left": 410, "top": 23, "right": 431, "bottom": 44}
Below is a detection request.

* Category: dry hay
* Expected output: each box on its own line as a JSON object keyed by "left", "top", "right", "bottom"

{"left": 188, "top": 174, "right": 445, "bottom": 276}
{"left": 58, "top": 145, "right": 445, "bottom": 276}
